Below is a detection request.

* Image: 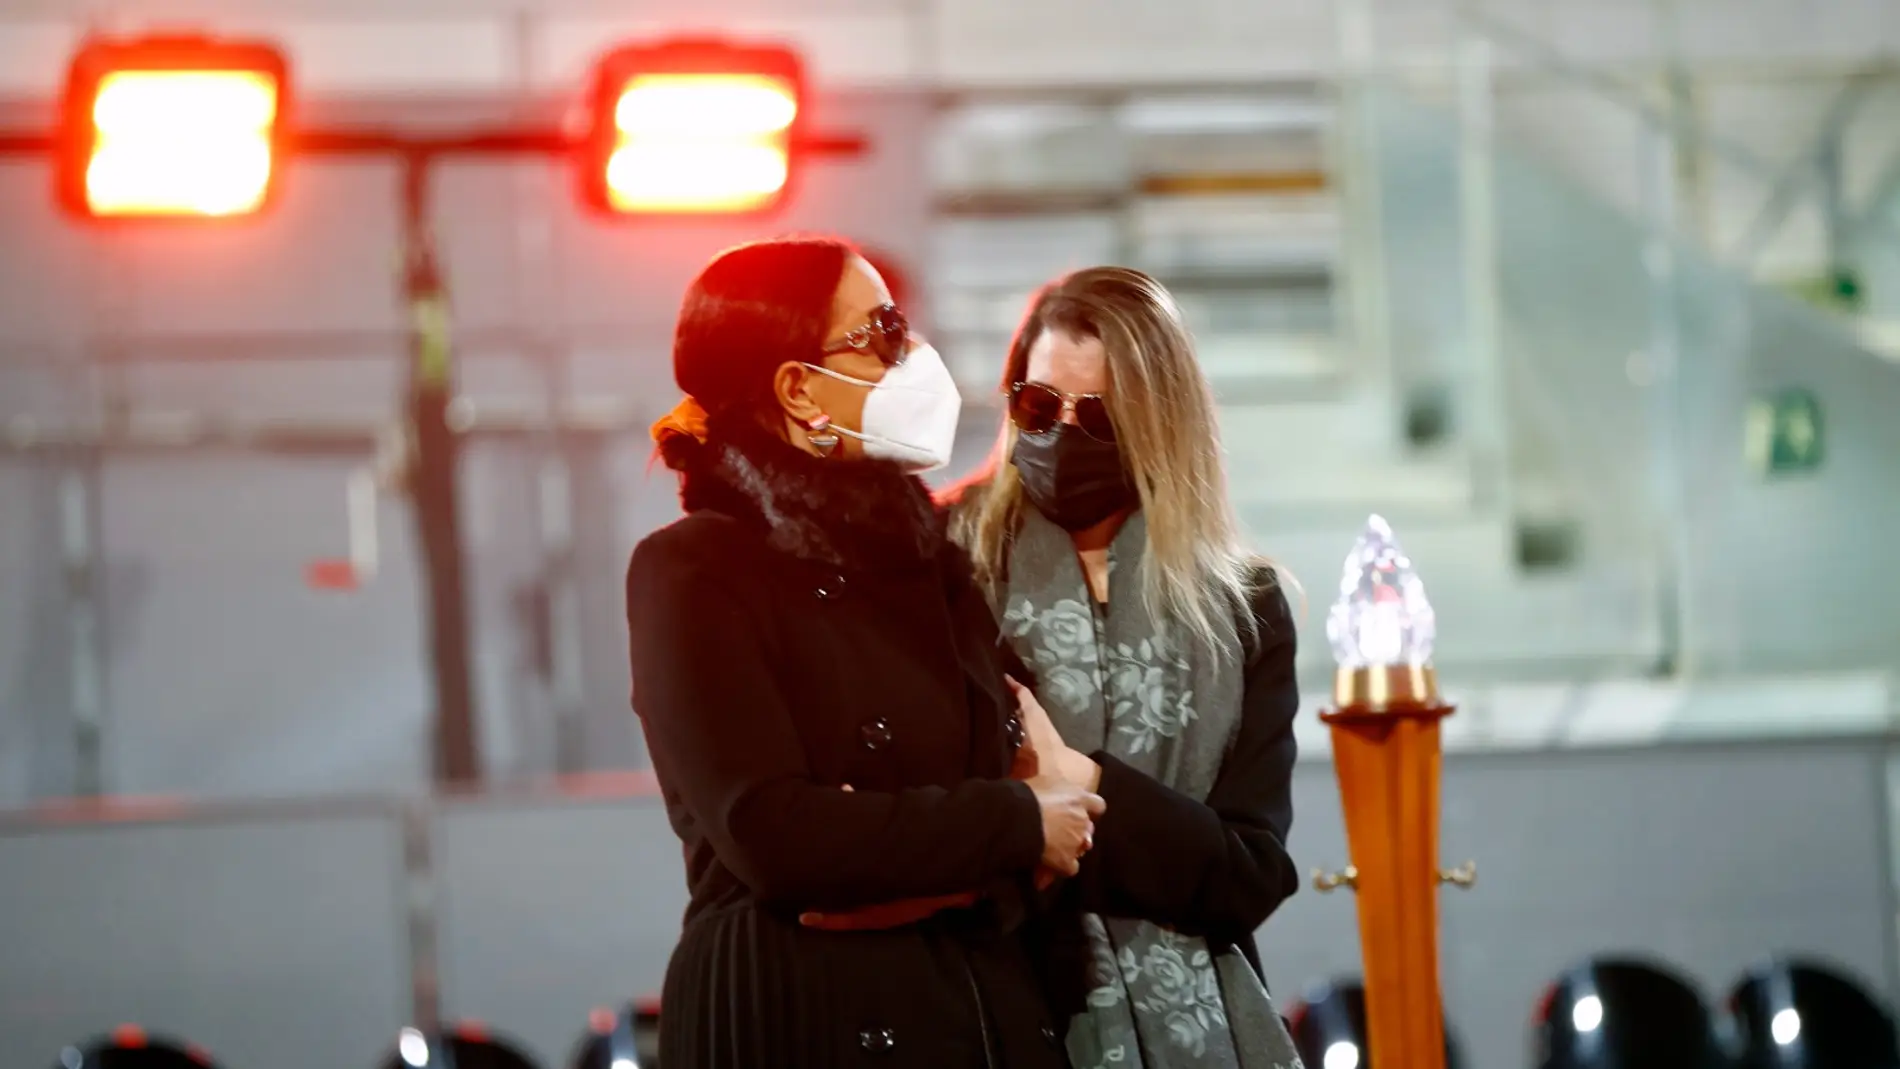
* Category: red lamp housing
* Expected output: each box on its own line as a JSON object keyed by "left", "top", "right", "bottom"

{"left": 577, "top": 38, "right": 807, "bottom": 217}
{"left": 56, "top": 33, "right": 291, "bottom": 221}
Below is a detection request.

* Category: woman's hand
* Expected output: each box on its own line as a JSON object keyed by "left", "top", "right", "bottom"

{"left": 1008, "top": 677, "right": 1064, "bottom": 756}
{"left": 1028, "top": 772, "right": 1104, "bottom": 876}
{"left": 1006, "top": 720, "right": 1074, "bottom": 890}
{"left": 1008, "top": 677, "right": 1102, "bottom": 792}
{"left": 1015, "top": 681, "right": 1107, "bottom": 875}
{"left": 1009, "top": 718, "right": 1041, "bottom": 781}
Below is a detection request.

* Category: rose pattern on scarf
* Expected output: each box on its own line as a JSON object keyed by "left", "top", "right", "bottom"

{"left": 1103, "top": 638, "right": 1197, "bottom": 755}
{"left": 1071, "top": 923, "right": 1305, "bottom": 1069}
{"left": 1042, "top": 663, "right": 1102, "bottom": 718}
{"left": 1120, "top": 933, "right": 1229, "bottom": 1058}
{"left": 1004, "top": 600, "right": 1203, "bottom": 756}
{"left": 1067, "top": 915, "right": 1139, "bottom": 1069}
{"left": 1006, "top": 597, "right": 1096, "bottom": 662}
{"left": 996, "top": 511, "right": 1306, "bottom": 1069}
{"left": 1004, "top": 597, "right": 1105, "bottom": 726}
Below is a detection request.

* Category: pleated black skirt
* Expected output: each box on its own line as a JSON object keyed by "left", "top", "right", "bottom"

{"left": 660, "top": 904, "right": 1072, "bottom": 1069}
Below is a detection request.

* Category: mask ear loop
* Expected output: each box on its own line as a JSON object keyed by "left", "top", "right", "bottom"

{"left": 806, "top": 413, "right": 840, "bottom": 458}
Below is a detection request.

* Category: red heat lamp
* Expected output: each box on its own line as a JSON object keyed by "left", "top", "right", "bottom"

{"left": 56, "top": 33, "right": 290, "bottom": 222}
{"left": 577, "top": 38, "right": 806, "bottom": 218}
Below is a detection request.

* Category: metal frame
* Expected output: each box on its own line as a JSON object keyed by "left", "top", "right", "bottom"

{"left": 0, "top": 51, "right": 865, "bottom": 795}
{"left": 1455, "top": 5, "right": 1900, "bottom": 268}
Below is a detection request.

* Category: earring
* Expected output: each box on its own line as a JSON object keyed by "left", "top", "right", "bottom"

{"left": 806, "top": 413, "right": 840, "bottom": 457}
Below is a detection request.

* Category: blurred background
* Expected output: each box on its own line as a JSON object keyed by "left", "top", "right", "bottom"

{"left": 2, "top": 0, "right": 1899, "bottom": 1065}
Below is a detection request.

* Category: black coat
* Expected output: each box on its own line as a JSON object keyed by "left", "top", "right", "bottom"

{"left": 626, "top": 426, "right": 1071, "bottom": 1069}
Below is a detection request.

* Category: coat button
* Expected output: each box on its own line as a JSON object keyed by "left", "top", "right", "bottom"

{"left": 1041, "top": 1023, "right": 1059, "bottom": 1046}
{"left": 1005, "top": 713, "right": 1025, "bottom": 750}
{"left": 815, "top": 574, "right": 847, "bottom": 600}
{"left": 860, "top": 718, "right": 893, "bottom": 751}
{"left": 859, "top": 1026, "right": 895, "bottom": 1053}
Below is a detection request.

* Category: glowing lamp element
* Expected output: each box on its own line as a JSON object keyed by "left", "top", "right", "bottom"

{"left": 1571, "top": 994, "right": 1604, "bottom": 1034}
{"left": 604, "top": 133, "right": 791, "bottom": 213}
{"left": 88, "top": 71, "right": 277, "bottom": 215}
{"left": 612, "top": 74, "right": 797, "bottom": 136}
{"left": 397, "top": 1028, "right": 429, "bottom": 1068}
{"left": 604, "top": 72, "right": 795, "bottom": 212}
{"left": 58, "top": 36, "right": 289, "bottom": 220}
{"left": 581, "top": 40, "right": 805, "bottom": 216}
{"left": 1326, "top": 514, "right": 1436, "bottom": 669}
{"left": 1770, "top": 1007, "right": 1801, "bottom": 1046}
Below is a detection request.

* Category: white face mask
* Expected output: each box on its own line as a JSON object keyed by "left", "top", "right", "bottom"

{"left": 803, "top": 343, "right": 963, "bottom": 473}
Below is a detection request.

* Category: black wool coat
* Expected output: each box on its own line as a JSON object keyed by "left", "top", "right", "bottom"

{"left": 626, "top": 425, "right": 1071, "bottom": 1069}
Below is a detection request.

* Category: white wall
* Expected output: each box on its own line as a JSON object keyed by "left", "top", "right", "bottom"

{"left": 2, "top": 0, "right": 1898, "bottom": 97}
{"left": 3, "top": 0, "right": 1897, "bottom": 801}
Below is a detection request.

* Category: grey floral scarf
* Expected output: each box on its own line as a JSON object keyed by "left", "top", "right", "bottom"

{"left": 998, "top": 508, "right": 1303, "bottom": 1069}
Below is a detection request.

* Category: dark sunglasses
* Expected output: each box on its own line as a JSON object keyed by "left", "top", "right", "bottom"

{"left": 820, "top": 304, "right": 910, "bottom": 368}
{"left": 1009, "top": 381, "right": 1116, "bottom": 442}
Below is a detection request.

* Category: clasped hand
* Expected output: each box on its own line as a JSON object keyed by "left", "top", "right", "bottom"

{"left": 797, "top": 680, "right": 1104, "bottom": 932}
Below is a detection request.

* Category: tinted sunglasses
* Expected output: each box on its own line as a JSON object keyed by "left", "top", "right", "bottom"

{"left": 1009, "top": 381, "right": 1116, "bottom": 442}
{"left": 820, "top": 304, "right": 910, "bottom": 368}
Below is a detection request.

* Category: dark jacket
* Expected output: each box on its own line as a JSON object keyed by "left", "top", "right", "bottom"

{"left": 1022, "top": 568, "right": 1301, "bottom": 1019}
{"left": 626, "top": 424, "right": 1071, "bottom": 1069}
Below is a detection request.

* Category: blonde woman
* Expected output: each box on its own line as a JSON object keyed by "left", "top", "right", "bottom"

{"left": 947, "top": 267, "right": 1302, "bottom": 1069}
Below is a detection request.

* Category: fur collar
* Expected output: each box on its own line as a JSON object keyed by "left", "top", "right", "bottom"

{"left": 677, "top": 420, "right": 945, "bottom": 570}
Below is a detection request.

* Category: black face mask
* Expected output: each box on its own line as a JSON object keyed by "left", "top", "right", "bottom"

{"left": 1011, "top": 425, "right": 1136, "bottom": 532}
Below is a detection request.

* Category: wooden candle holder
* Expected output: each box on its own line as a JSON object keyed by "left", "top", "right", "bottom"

{"left": 1312, "top": 664, "right": 1475, "bottom": 1068}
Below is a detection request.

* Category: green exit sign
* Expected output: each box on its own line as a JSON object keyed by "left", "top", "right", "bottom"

{"left": 1744, "top": 387, "right": 1825, "bottom": 476}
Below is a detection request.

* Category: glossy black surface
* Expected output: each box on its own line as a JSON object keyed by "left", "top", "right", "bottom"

{"left": 1728, "top": 958, "right": 1900, "bottom": 1069}
{"left": 1285, "top": 978, "right": 1460, "bottom": 1069}
{"left": 569, "top": 1003, "right": 662, "bottom": 1069}
{"left": 379, "top": 1028, "right": 543, "bottom": 1069}
{"left": 1534, "top": 957, "right": 1724, "bottom": 1069}
{"left": 52, "top": 1036, "right": 216, "bottom": 1069}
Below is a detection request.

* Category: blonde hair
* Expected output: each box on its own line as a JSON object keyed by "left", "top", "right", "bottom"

{"left": 945, "top": 266, "right": 1270, "bottom": 654}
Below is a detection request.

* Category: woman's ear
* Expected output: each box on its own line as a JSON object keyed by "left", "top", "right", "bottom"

{"left": 772, "top": 360, "right": 826, "bottom": 426}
